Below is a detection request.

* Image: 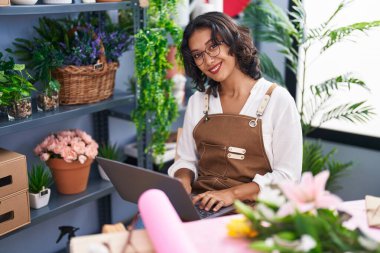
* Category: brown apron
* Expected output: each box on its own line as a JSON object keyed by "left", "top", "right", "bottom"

{"left": 192, "top": 84, "right": 277, "bottom": 193}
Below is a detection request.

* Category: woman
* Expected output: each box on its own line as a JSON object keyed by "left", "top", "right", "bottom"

{"left": 168, "top": 12, "right": 302, "bottom": 212}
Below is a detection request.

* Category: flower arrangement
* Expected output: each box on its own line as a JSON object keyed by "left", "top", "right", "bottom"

{"left": 34, "top": 129, "right": 98, "bottom": 164}
{"left": 60, "top": 26, "right": 103, "bottom": 67}
{"left": 227, "top": 171, "right": 380, "bottom": 252}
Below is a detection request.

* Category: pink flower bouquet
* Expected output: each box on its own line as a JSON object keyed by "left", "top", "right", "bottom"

{"left": 34, "top": 129, "right": 98, "bottom": 164}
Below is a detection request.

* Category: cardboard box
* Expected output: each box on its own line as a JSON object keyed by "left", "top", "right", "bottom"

{"left": 0, "top": 189, "right": 31, "bottom": 236}
{"left": 0, "top": 148, "right": 28, "bottom": 199}
{"left": 0, "top": 0, "right": 10, "bottom": 6}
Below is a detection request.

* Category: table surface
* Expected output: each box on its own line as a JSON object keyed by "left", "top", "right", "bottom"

{"left": 70, "top": 200, "right": 380, "bottom": 253}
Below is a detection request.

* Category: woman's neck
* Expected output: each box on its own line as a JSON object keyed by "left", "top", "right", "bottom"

{"left": 219, "top": 73, "right": 257, "bottom": 98}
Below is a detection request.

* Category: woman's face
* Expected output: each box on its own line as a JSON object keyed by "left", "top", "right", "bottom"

{"left": 188, "top": 28, "right": 237, "bottom": 83}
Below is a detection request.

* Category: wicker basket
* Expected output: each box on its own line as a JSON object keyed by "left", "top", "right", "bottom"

{"left": 52, "top": 61, "right": 119, "bottom": 105}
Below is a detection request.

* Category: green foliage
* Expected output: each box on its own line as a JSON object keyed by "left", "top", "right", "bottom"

{"left": 242, "top": 0, "right": 380, "bottom": 188}
{"left": 117, "top": 8, "right": 134, "bottom": 35}
{"left": 28, "top": 163, "right": 53, "bottom": 194}
{"left": 303, "top": 141, "right": 351, "bottom": 192}
{"left": 0, "top": 52, "right": 36, "bottom": 106}
{"left": 132, "top": 0, "right": 182, "bottom": 161}
{"left": 9, "top": 17, "right": 65, "bottom": 94}
{"left": 243, "top": 0, "right": 378, "bottom": 136}
{"left": 98, "top": 143, "right": 119, "bottom": 161}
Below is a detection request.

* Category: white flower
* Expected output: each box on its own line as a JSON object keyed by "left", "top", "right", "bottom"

{"left": 258, "top": 186, "right": 286, "bottom": 207}
{"left": 358, "top": 236, "right": 380, "bottom": 251}
{"left": 295, "top": 235, "right": 317, "bottom": 252}
{"left": 265, "top": 237, "right": 274, "bottom": 247}
{"left": 272, "top": 234, "right": 316, "bottom": 252}
{"left": 256, "top": 203, "right": 276, "bottom": 220}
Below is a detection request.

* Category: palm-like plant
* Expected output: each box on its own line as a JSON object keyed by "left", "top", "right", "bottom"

{"left": 98, "top": 143, "right": 119, "bottom": 161}
{"left": 28, "top": 163, "right": 53, "bottom": 194}
{"left": 242, "top": 0, "right": 380, "bottom": 190}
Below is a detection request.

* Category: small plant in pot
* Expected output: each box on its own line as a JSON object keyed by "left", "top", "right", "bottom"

{"left": 97, "top": 142, "right": 119, "bottom": 181}
{"left": 0, "top": 51, "right": 36, "bottom": 120}
{"left": 28, "top": 163, "right": 53, "bottom": 209}
{"left": 36, "top": 71, "right": 61, "bottom": 112}
{"left": 9, "top": 19, "right": 63, "bottom": 112}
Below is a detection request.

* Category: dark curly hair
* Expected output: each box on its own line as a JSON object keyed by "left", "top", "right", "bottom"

{"left": 181, "top": 12, "right": 261, "bottom": 97}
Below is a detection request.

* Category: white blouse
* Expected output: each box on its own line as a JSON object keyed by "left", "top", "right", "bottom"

{"left": 168, "top": 78, "right": 303, "bottom": 190}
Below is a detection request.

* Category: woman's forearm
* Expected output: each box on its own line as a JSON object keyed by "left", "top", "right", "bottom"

{"left": 174, "top": 168, "right": 195, "bottom": 194}
{"left": 230, "top": 182, "right": 260, "bottom": 202}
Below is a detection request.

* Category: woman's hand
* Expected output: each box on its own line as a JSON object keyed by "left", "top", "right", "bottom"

{"left": 192, "top": 189, "right": 235, "bottom": 212}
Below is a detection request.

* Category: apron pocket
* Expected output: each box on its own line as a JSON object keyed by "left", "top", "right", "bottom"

{"left": 198, "top": 142, "right": 227, "bottom": 177}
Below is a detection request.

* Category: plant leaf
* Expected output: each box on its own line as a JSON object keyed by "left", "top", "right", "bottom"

{"left": 320, "top": 101, "right": 375, "bottom": 124}
{"left": 322, "top": 20, "right": 380, "bottom": 52}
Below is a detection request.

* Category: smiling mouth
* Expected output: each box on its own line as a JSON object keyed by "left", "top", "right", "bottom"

{"left": 208, "top": 62, "right": 222, "bottom": 74}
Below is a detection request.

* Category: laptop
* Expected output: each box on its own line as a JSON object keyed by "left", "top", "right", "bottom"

{"left": 97, "top": 157, "right": 235, "bottom": 222}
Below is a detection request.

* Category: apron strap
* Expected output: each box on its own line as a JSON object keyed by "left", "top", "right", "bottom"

{"left": 203, "top": 83, "right": 277, "bottom": 121}
{"left": 256, "top": 83, "right": 277, "bottom": 117}
{"left": 203, "top": 88, "right": 212, "bottom": 121}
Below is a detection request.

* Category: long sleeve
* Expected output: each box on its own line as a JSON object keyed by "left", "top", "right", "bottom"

{"left": 167, "top": 95, "right": 200, "bottom": 181}
{"left": 252, "top": 87, "right": 303, "bottom": 189}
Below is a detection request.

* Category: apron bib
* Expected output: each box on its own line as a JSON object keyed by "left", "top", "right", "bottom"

{"left": 192, "top": 84, "right": 277, "bottom": 192}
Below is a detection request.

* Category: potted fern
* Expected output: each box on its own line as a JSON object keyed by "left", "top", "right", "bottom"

{"left": 242, "top": 0, "right": 380, "bottom": 191}
{"left": 97, "top": 143, "right": 120, "bottom": 181}
{"left": 28, "top": 163, "right": 53, "bottom": 209}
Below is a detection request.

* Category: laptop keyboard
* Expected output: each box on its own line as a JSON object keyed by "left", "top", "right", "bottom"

{"left": 194, "top": 203, "right": 216, "bottom": 219}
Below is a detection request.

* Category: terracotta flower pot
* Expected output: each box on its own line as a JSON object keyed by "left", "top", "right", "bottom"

{"left": 46, "top": 158, "right": 92, "bottom": 195}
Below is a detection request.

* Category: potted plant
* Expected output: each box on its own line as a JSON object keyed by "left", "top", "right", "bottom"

{"left": 0, "top": 52, "right": 36, "bottom": 120}
{"left": 28, "top": 163, "right": 53, "bottom": 209}
{"left": 97, "top": 142, "right": 119, "bottom": 181}
{"left": 32, "top": 42, "right": 61, "bottom": 112}
{"left": 34, "top": 129, "right": 98, "bottom": 195}
{"left": 133, "top": 0, "right": 183, "bottom": 168}
{"left": 11, "top": 16, "right": 132, "bottom": 105}
{"left": 9, "top": 18, "right": 64, "bottom": 111}
{"left": 242, "top": 0, "right": 380, "bottom": 191}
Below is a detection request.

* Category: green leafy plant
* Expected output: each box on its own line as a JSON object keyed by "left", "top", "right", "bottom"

{"left": 133, "top": 0, "right": 183, "bottom": 162}
{"left": 0, "top": 51, "right": 36, "bottom": 106}
{"left": 242, "top": 0, "right": 380, "bottom": 190}
{"left": 303, "top": 141, "right": 351, "bottom": 192}
{"left": 9, "top": 17, "right": 64, "bottom": 95}
{"left": 28, "top": 163, "right": 53, "bottom": 194}
{"left": 98, "top": 143, "right": 119, "bottom": 161}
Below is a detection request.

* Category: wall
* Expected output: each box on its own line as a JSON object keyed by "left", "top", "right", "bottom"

{"left": 321, "top": 141, "right": 380, "bottom": 201}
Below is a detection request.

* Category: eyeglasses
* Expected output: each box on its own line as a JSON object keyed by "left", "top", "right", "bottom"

{"left": 191, "top": 41, "right": 224, "bottom": 66}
